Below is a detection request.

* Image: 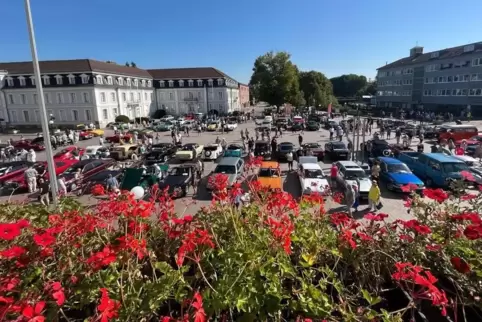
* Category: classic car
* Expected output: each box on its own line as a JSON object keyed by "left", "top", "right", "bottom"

{"left": 456, "top": 134, "right": 482, "bottom": 146}
{"left": 224, "top": 121, "right": 238, "bottom": 131}
{"left": 54, "top": 146, "right": 85, "bottom": 160}
{"left": 254, "top": 141, "right": 271, "bottom": 160}
{"left": 361, "top": 139, "right": 393, "bottom": 158}
{"left": 291, "top": 123, "right": 304, "bottom": 131}
{"left": 12, "top": 138, "right": 46, "bottom": 151}
{"left": 297, "top": 156, "right": 329, "bottom": 195}
{"left": 302, "top": 143, "right": 324, "bottom": 160}
{"left": 257, "top": 161, "right": 283, "bottom": 190}
{"left": 80, "top": 169, "right": 124, "bottom": 195}
{"left": 334, "top": 160, "right": 372, "bottom": 199}
{"left": 277, "top": 142, "right": 297, "bottom": 161}
{"left": 144, "top": 143, "right": 177, "bottom": 165}
{"left": 106, "top": 133, "right": 133, "bottom": 144}
{"left": 160, "top": 115, "right": 175, "bottom": 122}
{"left": 207, "top": 120, "right": 221, "bottom": 131}
{"left": 324, "top": 141, "right": 350, "bottom": 160}
{"left": 224, "top": 144, "right": 245, "bottom": 158}
{"left": 0, "top": 161, "right": 35, "bottom": 186}
{"left": 306, "top": 121, "right": 320, "bottom": 131}
{"left": 375, "top": 157, "right": 424, "bottom": 193}
{"left": 324, "top": 120, "right": 338, "bottom": 129}
{"left": 469, "top": 167, "right": 482, "bottom": 187}
{"left": 206, "top": 157, "right": 244, "bottom": 191}
{"left": 78, "top": 130, "right": 93, "bottom": 140}
{"left": 109, "top": 144, "right": 141, "bottom": 161}
{"left": 175, "top": 143, "right": 204, "bottom": 161}
{"left": 84, "top": 145, "right": 111, "bottom": 159}
{"left": 155, "top": 122, "right": 174, "bottom": 132}
{"left": 86, "top": 129, "right": 105, "bottom": 137}
{"left": 59, "top": 159, "right": 115, "bottom": 192}
{"left": 159, "top": 164, "right": 201, "bottom": 198}
{"left": 275, "top": 118, "right": 289, "bottom": 129}
{"left": 202, "top": 143, "right": 223, "bottom": 160}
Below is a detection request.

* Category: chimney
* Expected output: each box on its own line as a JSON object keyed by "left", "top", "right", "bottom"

{"left": 410, "top": 46, "right": 424, "bottom": 57}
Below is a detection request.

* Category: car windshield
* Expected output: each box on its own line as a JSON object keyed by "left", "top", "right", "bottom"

{"left": 470, "top": 136, "right": 482, "bottom": 141}
{"left": 63, "top": 165, "right": 82, "bottom": 175}
{"left": 442, "top": 163, "right": 469, "bottom": 173}
{"left": 214, "top": 165, "right": 236, "bottom": 174}
{"left": 332, "top": 143, "right": 346, "bottom": 149}
{"left": 345, "top": 169, "right": 367, "bottom": 179}
{"left": 387, "top": 163, "right": 411, "bottom": 173}
{"left": 280, "top": 144, "right": 293, "bottom": 151}
{"left": 227, "top": 145, "right": 241, "bottom": 150}
{"left": 204, "top": 145, "right": 219, "bottom": 151}
{"left": 55, "top": 149, "right": 70, "bottom": 156}
{"left": 31, "top": 138, "right": 44, "bottom": 144}
{"left": 170, "top": 167, "right": 190, "bottom": 176}
{"left": 209, "top": 121, "right": 218, "bottom": 125}
{"left": 305, "top": 143, "right": 320, "bottom": 148}
{"left": 181, "top": 145, "right": 196, "bottom": 151}
{"left": 255, "top": 144, "right": 268, "bottom": 151}
{"left": 259, "top": 168, "right": 279, "bottom": 177}
{"left": 112, "top": 147, "right": 125, "bottom": 152}
{"left": 304, "top": 169, "right": 323, "bottom": 179}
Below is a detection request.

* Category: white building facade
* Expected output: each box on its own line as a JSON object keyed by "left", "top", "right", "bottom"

{"left": 148, "top": 68, "right": 240, "bottom": 116}
{"left": 0, "top": 59, "right": 154, "bottom": 129}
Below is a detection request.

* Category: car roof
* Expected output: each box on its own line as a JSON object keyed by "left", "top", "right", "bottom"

{"left": 337, "top": 160, "right": 359, "bottom": 167}
{"left": 279, "top": 142, "right": 293, "bottom": 145}
{"left": 217, "top": 157, "right": 240, "bottom": 166}
{"left": 302, "top": 163, "right": 322, "bottom": 170}
{"left": 260, "top": 161, "right": 279, "bottom": 168}
{"left": 425, "top": 153, "right": 465, "bottom": 163}
{"left": 378, "top": 157, "right": 402, "bottom": 164}
{"left": 86, "top": 145, "right": 102, "bottom": 149}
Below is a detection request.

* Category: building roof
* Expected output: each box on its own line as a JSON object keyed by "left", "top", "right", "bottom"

{"left": 147, "top": 67, "right": 230, "bottom": 80}
{"left": 0, "top": 59, "right": 152, "bottom": 78}
{"left": 377, "top": 42, "right": 482, "bottom": 70}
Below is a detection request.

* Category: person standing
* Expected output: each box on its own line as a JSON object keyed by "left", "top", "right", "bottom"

{"left": 298, "top": 133, "right": 303, "bottom": 147}
{"left": 106, "top": 173, "right": 119, "bottom": 192}
{"left": 286, "top": 150, "right": 294, "bottom": 171}
{"left": 24, "top": 166, "right": 38, "bottom": 193}
{"left": 330, "top": 163, "right": 338, "bottom": 190}
{"left": 38, "top": 178, "right": 50, "bottom": 206}
{"left": 368, "top": 180, "right": 381, "bottom": 212}
{"left": 371, "top": 160, "right": 381, "bottom": 184}
{"left": 344, "top": 184, "right": 355, "bottom": 216}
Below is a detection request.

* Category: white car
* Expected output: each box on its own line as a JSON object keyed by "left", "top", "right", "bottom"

{"left": 224, "top": 121, "right": 238, "bottom": 131}
{"left": 335, "top": 160, "right": 372, "bottom": 199}
{"left": 161, "top": 115, "right": 174, "bottom": 122}
{"left": 297, "top": 156, "right": 329, "bottom": 195}
{"left": 202, "top": 143, "right": 223, "bottom": 160}
{"left": 84, "top": 145, "right": 110, "bottom": 159}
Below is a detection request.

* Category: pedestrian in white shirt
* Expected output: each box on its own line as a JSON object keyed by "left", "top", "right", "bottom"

{"left": 27, "top": 149, "right": 36, "bottom": 163}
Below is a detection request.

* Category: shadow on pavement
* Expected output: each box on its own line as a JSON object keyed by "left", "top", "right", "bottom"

{"left": 283, "top": 171, "right": 301, "bottom": 199}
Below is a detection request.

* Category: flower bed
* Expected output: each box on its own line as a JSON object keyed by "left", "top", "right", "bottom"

{"left": 0, "top": 173, "right": 481, "bottom": 321}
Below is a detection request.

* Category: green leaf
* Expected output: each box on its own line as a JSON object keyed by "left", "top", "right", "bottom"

{"left": 362, "top": 289, "right": 382, "bottom": 306}
{"left": 301, "top": 253, "right": 315, "bottom": 266}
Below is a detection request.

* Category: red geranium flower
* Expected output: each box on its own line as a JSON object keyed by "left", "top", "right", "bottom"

{"left": 0, "top": 223, "right": 22, "bottom": 240}
{"left": 33, "top": 232, "right": 56, "bottom": 247}
{"left": 22, "top": 301, "right": 46, "bottom": 320}
{"left": 97, "top": 288, "right": 120, "bottom": 322}
{"left": 461, "top": 193, "right": 477, "bottom": 201}
{"left": 450, "top": 257, "right": 471, "bottom": 274}
{"left": 460, "top": 170, "right": 475, "bottom": 182}
{"left": 401, "top": 183, "right": 419, "bottom": 192}
{"left": 91, "top": 184, "right": 106, "bottom": 196}
{"left": 463, "top": 225, "right": 482, "bottom": 240}
{"left": 0, "top": 245, "right": 26, "bottom": 259}
{"left": 451, "top": 213, "right": 481, "bottom": 224}
{"left": 423, "top": 188, "right": 449, "bottom": 203}
{"left": 364, "top": 212, "right": 388, "bottom": 221}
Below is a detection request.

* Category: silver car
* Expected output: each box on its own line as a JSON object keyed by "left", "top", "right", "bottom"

{"left": 206, "top": 157, "right": 244, "bottom": 190}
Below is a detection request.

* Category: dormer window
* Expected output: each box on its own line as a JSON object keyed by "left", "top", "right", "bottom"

{"left": 30, "top": 76, "right": 36, "bottom": 86}
{"left": 217, "top": 79, "right": 224, "bottom": 86}
{"left": 126, "top": 78, "right": 131, "bottom": 86}
{"left": 117, "top": 77, "right": 123, "bottom": 86}
{"left": 208, "top": 79, "right": 213, "bottom": 86}
{"left": 6, "top": 77, "right": 13, "bottom": 87}
{"left": 159, "top": 81, "right": 165, "bottom": 88}
{"left": 55, "top": 75, "right": 63, "bottom": 85}
{"left": 141, "top": 80, "right": 146, "bottom": 87}
{"left": 168, "top": 80, "right": 174, "bottom": 88}
{"left": 197, "top": 80, "right": 203, "bottom": 86}
{"left": 106, "top": 76, "right": 113, "bottom": 85}
{"left": 19, "top": 77, "right": 26, "bottom": 86}
{"left": 133, "top": 79, "right": 138, "bottom": 87}
{"left": 67, "top": 74, "right": 76, "bottom": 85}
{"left": 464, "top": 45, "right": 475, "bottom": 53}
{"left": 80, "top": 74, "right": 89, "bottom": 84}
{"left": 431, "top": 52, "right": 439, "bottom": 58}
{"left": 179, "top": 80, "right": 184, "bottom": 87}
{"left": 147, "top": 80, "right": 152, "bottom": 87}
{"left": 96, "top": 75, "right": 103, "bottom": 85}
{"left": 42, "top": 76, "right": 50, "bottom": 86}
{"left": 188, "top": 80, "right": 194, "bottom": 87}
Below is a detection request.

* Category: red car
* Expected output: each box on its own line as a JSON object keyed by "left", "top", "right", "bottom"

{"left": 106, "top": 134, "right": 133, "bottom": 144}
{"left": 456, "top": 134, "right": 482, "bottom": 146}
{"left": 79, "top": 131, "right": 93, "bottom": 140}
{"left": 54, "top": 146, "right": 85, "bottom": 161}
{"left": 59, "top": 159, "right": 115, "bottom": 192}
{"left": 0, "top": 161, "right": 35, "bottom": 185}
{"left": 13, "top": 138, "right": 46, "bottom": 151}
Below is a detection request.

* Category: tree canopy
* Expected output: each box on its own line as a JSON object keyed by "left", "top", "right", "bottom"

{"left": 249, "top": 51, "right": 339, "bottom": 109}
{"left": 330, "top": 74, "right": 369, "bottom": 98}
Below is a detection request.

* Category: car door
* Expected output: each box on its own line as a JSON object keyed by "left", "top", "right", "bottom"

{"left": 325, "top": 143, "right": 332, "bottom": 154}
{"left": 379, "top": 161, "right": 389, "bottom": 183}
{"left": 298, "top": 165, "right": 305, "bottom": 187}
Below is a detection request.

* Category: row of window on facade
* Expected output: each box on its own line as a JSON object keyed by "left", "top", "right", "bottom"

{"left": 424, "top": 74, "right": 482, "bottom": 84}
{"left": 5, "top": 75, "right": 152, "bottom": 87}
{"left": 378, "top": 79, "right": 413, "bottom": 86}
{"left": 160, "top": 103, "right": 225, "bottom": 111}
{"left": 378, "top": 68, "right": 414, "bottom": 77}
{"left": 159, "top": 79, "right": 224, "bottom": 88}
{"left": 159, "top": 91, "right": 223, "bottom": 101}
{"left": 377, "top": 91, "right": 412, "bottom": 97}
{"left": 6, "top": 92, "right": 91, "bottom": 105}
{"left": 423, "top": 88, "right": 482, "bottom": 97}
{"left": 99, "top": 91, "right": 153, "bottom": 103}
{"left": 9, "top": 108, "right": 93, "bottom": 123}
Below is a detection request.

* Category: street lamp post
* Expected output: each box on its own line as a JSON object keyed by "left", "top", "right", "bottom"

{"left": 24, "top": 0, "right": 59, "bottom": 203}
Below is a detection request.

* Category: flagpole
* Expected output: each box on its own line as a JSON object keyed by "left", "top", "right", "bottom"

{"left": 24, "top": 0, "right": 59, "bottom": 204}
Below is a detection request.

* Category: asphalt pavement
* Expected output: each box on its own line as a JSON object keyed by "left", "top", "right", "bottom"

{"left": 2, "top": 118, "right": 482, "bottom": 222}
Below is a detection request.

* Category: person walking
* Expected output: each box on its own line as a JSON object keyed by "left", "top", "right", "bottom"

{"left": 371, "top": 160, "right": 381, "bottom": 184}
{"left": 368, "top": 180, "right": 381, "bottom": 212}
{"left": 38, "top": 178, "right": 50, "bottom": 206}
{"left": 344, "top": 184, "right": 355, "bottom": 216}
{"left": 330, "top": 163, "right": 338, "bottom": 190}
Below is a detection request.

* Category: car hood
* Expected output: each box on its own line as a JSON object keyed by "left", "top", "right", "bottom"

{"left": 162, "top": 175, "right": 188, "bottom": 188}
{"left": 208, "top": 174, "right": 237, "bottom": 187}
{"left": 303, "top": 178, "right": 329, "bottom": 193}
{"left": 346, "top": 178, "right": 372, "bottom": 192}
{"left": 333, "top": 149, "right": 349, "bottom": 153}
{"left": 176, "top": 150, "right": 194, "bottom": 155}
{"left": 388, "top": 172, "right": 423, "bottom": 185}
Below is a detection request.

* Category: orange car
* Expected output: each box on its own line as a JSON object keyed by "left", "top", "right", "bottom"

{"left": 257, "top": 161, "right": 283, "bottom": 190}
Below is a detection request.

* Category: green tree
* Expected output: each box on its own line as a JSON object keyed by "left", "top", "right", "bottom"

{"left": 249, "top": 51, "right": 302, "bottom": 109}
{"left": 358, "top": 81, "right": 377, "bottom": 96}
{"left": 130, "top": 62, "right": 137, "bottom": 68}
{"left": 330, "top": 74, "right": 368, "bottom": 97}
{"left": 125, "top": 62, "right": 130, "bottom": 67}
{"left": 299, "top": 71, "right": 336, "bottom": 108}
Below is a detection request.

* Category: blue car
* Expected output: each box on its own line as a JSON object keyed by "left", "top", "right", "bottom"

{"left": 377, "top": 157, "right": 425, "bottom": 192}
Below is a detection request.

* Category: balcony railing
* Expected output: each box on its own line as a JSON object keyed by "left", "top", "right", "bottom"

{"left": 126, "top": 100, "right": 140, "bottom": 108}
{"left": 184, "top": 97, "right": 199, "bottom": 101}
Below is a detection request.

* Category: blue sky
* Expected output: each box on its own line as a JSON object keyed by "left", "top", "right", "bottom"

{"left": 1, "top": 0, "right": 481, "bottom": 83}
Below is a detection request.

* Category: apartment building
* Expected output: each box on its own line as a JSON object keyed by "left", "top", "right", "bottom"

{"left": 238, "top": 83, "right": 250, "bottom": 107}
{"left": 376, "top": 42, "right": 482, "bottom": 116}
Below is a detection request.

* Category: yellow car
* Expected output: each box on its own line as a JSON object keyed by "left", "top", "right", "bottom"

{"left": 87, "top": 129, "right": 105, "bottom": 137}
{"left": 207, "top": 121, "right": 220, "bottom": 131}
{"left": 257, "top": 161, "right": 283, "bottom": 190}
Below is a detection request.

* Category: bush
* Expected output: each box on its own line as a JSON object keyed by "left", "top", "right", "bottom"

{"left": 115, "top": 115, "right": 130, "bottom": 123}
{"left": 0, "top": 163, "right": 481, "bottom": 321}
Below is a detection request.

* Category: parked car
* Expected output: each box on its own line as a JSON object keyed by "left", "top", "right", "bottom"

{"left": 297, "top": 156, "right": 329, "bottom": 195}
{"left": 254, "top": 141, "right": 271, "bottom": 160}
{"left": 106, "top": 133, "right": 133, "bottom": 144}
{"left": 206, "top": 157, "right": 244, "bottom": 190}
{"left": 84, "top": 145, "right": 111, "bottom": 159}
{"left": 257, "top": 161, "right": 283, "bottom": 190}
{"left": 59, "top": 159, "right": 115, "bottom": 192}
{"left": 109, "top": 144, "right": 140, "bottom": 161}
{"left": 54, "top": 146, "right": 85, "bottom": 161}
{"left": 375, "top": 157, "right": 424, "bottom": 193}
{"left": 437, "top": 124, "right": 478, "bottom": 144}
{"left": 78, "top": 130, "right": 93, "bottom": 140}
{"left": 224, "top": 120, "right": 238, "bottom": 131}
{"left": 306, "top": 121, "right": 320, "bottom": 131}
{"left": 159, "top": 164, "right": 200, "bottom": 198}
{"left": 175, "top": 143, "right": 204, "bottom": 161}
{"left": 207, "top": 120, "right": 221, "bottom": 131}
{"left": 12, "top": 138, "right": 46, "bottom": 151}
{"left": 324, "top": 141, "right": 349, "bottom": 160}
{"left": 277, "top": 142, "right": 297, "bottom": 161}
{"left": 86, "top": 129, "right": 105, "bottom": 137}
{"left": 335, "top": 160, "right": 372, "bottom": 199}
{"left": 155, "top": 122, "right": 174, "bottom": 132}
{"left": 362, "top": 139, "right": 392, "bottom": 158}
{"left": 302, "top": 143, "right": 324, "bottom": 160}
{"left": 144, "top": 143, "right": 177, "bottom": 165}
{"left": 224, "top": 144, "right": 245, "bottom": 158}
{"left": 202, "top": 143, "right": 223, "bottom": 160}
{"left": 0, "top": 161, "right": 35, "bottom": 186}
{"left": 80, "top": 169, "right": 124, "bottom": 195}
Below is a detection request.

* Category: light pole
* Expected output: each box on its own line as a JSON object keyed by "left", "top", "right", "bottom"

{"left": 24, "top": 0, "right": 59, "bottom": 204}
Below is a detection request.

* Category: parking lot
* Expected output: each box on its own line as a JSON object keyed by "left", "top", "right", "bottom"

{"left": 2, "top": 117, "right": 481, "bottom": 222}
